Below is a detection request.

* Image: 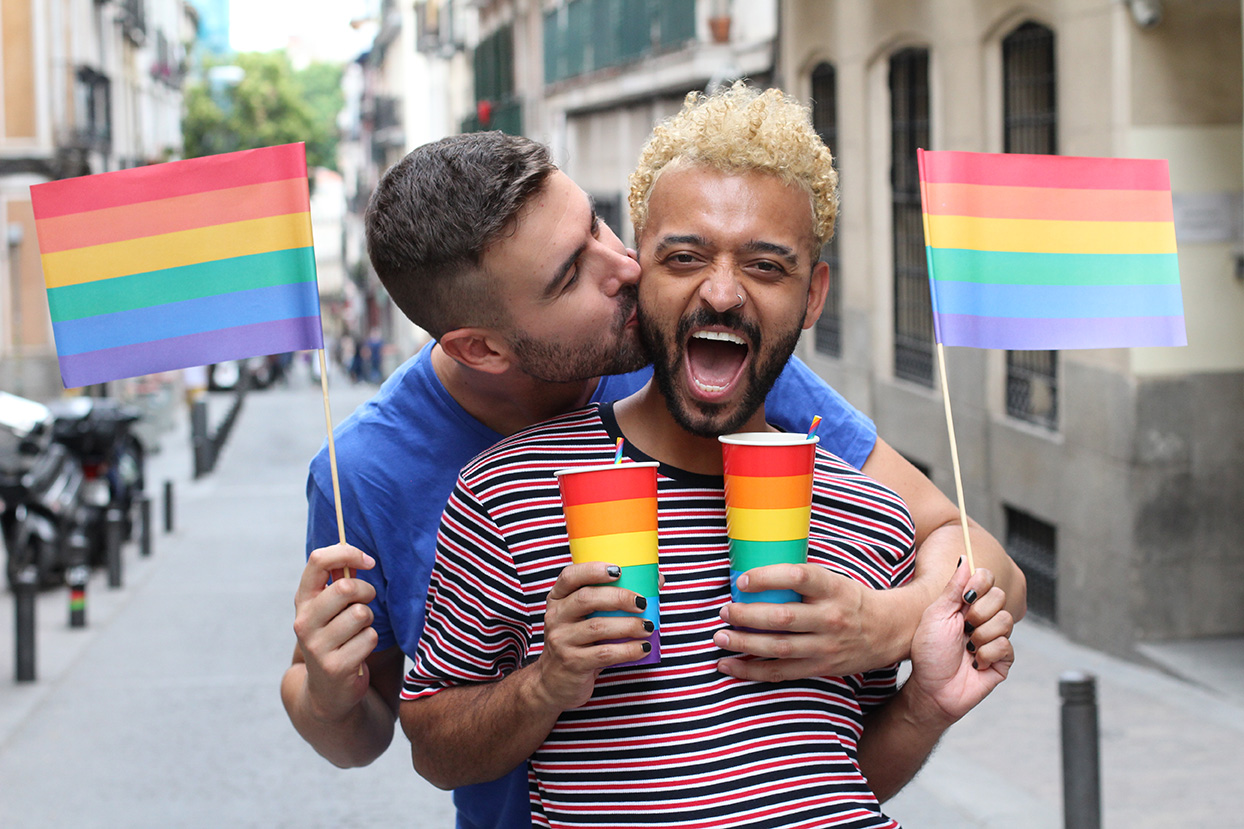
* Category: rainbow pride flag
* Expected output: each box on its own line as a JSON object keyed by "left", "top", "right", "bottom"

{"left": 31, "top": 143, "right": 323, "bottom": 388}
{"left": 917, "top": 149, "right": 1186, "bottom": 350}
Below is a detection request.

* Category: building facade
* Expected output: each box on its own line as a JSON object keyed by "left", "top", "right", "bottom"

{"left": 1, "top": 0, "right": 195, "bottom": 399}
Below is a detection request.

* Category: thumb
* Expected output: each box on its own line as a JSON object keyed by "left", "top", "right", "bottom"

{"left": 937, "top": 557, "right": 972, "bottom": 610}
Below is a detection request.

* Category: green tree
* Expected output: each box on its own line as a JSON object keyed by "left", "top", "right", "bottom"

{"left": 183, "top": 52, "right": 341, "bottom": 171}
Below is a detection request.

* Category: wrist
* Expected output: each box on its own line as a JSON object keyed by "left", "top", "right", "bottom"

{"left": 897, "top": 676, "right": 959, "bottom": 733}
{"left": 864, "top": 587, "right": 924, "bottom": 665}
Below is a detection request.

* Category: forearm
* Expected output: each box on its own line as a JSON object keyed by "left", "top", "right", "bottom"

{"left": 920, "top": 521, "right": 1027, "bottom": 622}
{"left": 281, "top": 660, "right": 396, "bottom": 768}
{"left": 857, "top": 684, "right": 955, "bottom": 803}
{"left": 401, "top": 665, "right": 562, "bottom": 789}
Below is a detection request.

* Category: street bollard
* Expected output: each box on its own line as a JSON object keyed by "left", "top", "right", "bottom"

{"left": 1060, "top": 670, "right": 1102, "bottom": 829}
{"left": 164, "top": 479, "right": 174, "bottom": 534}
{"left": 67, "top": 564, "right": 89, "bottom": 628}
{"left": 14, "top": 564, "right": 38, "bottom": 682}
{"left": 191, "top": 398, "right": 212, "bottom": 478}
{"left": 138, "top": 493, "right": 152, "bottom": 556}
{"left": 105, "top": 507, "right": 125, "bottom": 588}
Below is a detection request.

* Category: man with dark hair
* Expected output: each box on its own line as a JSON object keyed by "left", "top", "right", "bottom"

{"left": 281, "top": 129, "right": 1023, "bottom": 829}
{"left": 398, "top": 86, "right": 1014, "bottom": 827}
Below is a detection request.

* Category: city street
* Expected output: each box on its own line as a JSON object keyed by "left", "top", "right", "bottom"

{"left": 2, "top": 365, "right": 1242, "bottom": 827}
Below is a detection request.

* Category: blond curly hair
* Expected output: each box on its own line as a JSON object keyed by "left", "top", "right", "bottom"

{"left": 628, "top": 82, "right": 839, "bottom": 251}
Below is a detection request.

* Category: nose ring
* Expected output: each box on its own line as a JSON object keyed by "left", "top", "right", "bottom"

{"left": 733, "top": 293, "right": 745, "bottom": 310}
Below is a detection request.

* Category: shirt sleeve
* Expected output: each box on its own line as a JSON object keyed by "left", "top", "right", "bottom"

{"left": 402, "top": 477, "right": 529, "bottom": 701}
{"left": 765, "top": 355, "right": 877, "bottom": 469}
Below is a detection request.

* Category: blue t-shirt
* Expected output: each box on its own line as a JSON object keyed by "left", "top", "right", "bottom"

{"left": 306, "top": 342, "right": 876, "bottom": 829}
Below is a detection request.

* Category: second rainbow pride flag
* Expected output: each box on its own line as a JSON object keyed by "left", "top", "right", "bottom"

{"left": 917, "top": 149, "right": 1186, "bottom": 350}
{"left": 31, "top": 143, "right": 323, "bottom": 388}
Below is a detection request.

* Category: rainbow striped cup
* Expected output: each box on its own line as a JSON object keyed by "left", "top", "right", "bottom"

{"left": 555, "top": 461, "right": 660, "bottom": 666}
{"left": 719, "top": 432, "right": 818, "bottom": 604}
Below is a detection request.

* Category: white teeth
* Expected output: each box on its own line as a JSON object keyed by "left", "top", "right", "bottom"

{"left": 691, "top": 331, "right": 745, "bottom": 345}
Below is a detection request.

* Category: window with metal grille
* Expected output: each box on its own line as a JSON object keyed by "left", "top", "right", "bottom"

{"left": 810, "top": 62, "right": 842, "bottom": 358}
{"left": 890, "top": 48, "right": 933, "bottom": 386}
{"left": 462, "top": 25, "right": 523, "bottom": 135}
{"left": 1003, "top": 22, "right": 1059, "bottom": 429}
{"left": 1005, "top": 505, "right": 1057, "bottom": 621}
{"left": 544, "top": 0, "right": 695, "bottom": 85}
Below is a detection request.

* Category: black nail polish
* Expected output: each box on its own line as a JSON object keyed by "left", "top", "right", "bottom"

{"left": 635, "top": 596, "right": 647, "bottom": 610}
{"left": 957, "top": 556, "right": 963, "bottom": 568}
{"left": 606, "top": 565, "right": 621, "bottom": 579}
{"left": 643, "top": 620, "right": 655, "bottom": 633}
{"left": 964, "top": 621, "right": 975, "bottom": 635}
{"left": 966, "top": 641, "right": 976, "bottom": 653}
{"left": 972, "top": 659, "right": 979, "bottom": 670}
{"left": 641, "top": 642, "right": 652, "bottom": 653}
{"left": 963, "top": 589, "right": 978, "bottom": 604}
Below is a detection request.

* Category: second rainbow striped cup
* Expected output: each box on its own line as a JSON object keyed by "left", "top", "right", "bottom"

{"left": 555, "top": 460, "right": 660, "bottom": 666}
{"left": 719, "top": 432, "right": 818, "bottom": 604}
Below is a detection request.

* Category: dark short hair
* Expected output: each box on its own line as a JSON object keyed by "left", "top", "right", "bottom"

{"left": 365, "top": 132, "right": 557, "bottom": 340}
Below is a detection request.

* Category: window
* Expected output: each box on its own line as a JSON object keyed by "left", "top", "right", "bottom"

{"left": 810, "top": 62, "right": 841, "bottom": 358}
{"left": 1005, "top": 506, "right": 1057, "bottom": 621}
{"left": 1003, "top": 22, "right": 1058, "bottom": 428}
{"left": 890, "top": 48, "right": 933, "bottom": 386}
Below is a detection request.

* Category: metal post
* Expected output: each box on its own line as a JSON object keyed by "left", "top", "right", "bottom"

{"left": 137, "top": 493, "right": 152, "bottom": 556}
{"left": 67, "top": 564, "right": 89, "bottom": 628}
{"left": 191, "top": 398, "right": 211, "bottom": 478}
{"left": 1060, "top": 670, "right": 1102, "bottom": 829}
{"left": 14, "top": 564, "right": 37, "bottom": 682}
{"left": 163, "top": 480, "right": 174, "bottom": 534}
{"left": 105, "top": 507, "right": 124, "bottom": 588}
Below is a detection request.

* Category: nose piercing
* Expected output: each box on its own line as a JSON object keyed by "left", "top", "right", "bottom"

{"left": 733, "top": 293, "right": 745, "bottom": 309}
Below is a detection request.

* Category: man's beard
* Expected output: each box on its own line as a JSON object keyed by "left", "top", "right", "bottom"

{"left": 507, "top": 285, "right": 647, "bottom": 383}
{"left": 639, "top": 305, "right": 802, "bottom": 438}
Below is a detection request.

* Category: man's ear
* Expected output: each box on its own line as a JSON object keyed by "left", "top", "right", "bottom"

{"left": 802, "top": 260, "right": 830, "bottom": 330}
{"left": 439, "top": 327, "right": 515, "bottom": 375}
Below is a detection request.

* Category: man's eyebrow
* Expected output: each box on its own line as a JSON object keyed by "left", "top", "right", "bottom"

{"left": 541, "top": 203, "right": 599, "bottom": 298}
{"left": 653, "top": 233, "right": 710, "bottom": 253}
{"left": 741, "top": 240, "right": 800, "bottom": 266}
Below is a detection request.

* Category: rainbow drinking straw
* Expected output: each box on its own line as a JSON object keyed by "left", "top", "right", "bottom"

{"left": 807, "top": 415, "right": 822, "bottom": 438}
{"left": 614, "top": 437, "right": 625, "bottom": 464}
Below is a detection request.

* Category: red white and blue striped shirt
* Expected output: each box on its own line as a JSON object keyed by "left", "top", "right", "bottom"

{"left": 403, "top": 403, "right": 916, "bottom": 828}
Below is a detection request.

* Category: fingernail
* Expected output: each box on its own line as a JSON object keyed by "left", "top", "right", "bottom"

{"left": 964, "top": 620, "right": 975, "bottom": 635}
{"left": 966, "top": 641, "right": 976, "bottom": 653}
{"left": 606, "top": 565, "right": 621, "bottom": 579}
{"left": 972, "top": 659, "right": 979, "bottom": 670}
{"left": 643, "top": 620, "right": 654, "bottom": 633}
{"left": 635, "top": 596, "right": 648, "bottom": 610}
{"left": 963, "top": 589, "right": 978, "bottom": 604}
{"left": 957, "top": 556, "right": 963, "bottom": 568}
{"left": 641, "top": 642, "right": 652, "bottom": 653}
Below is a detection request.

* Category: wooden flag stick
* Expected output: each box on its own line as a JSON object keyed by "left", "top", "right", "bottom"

{"left": 317, "top": 348, "right": 350, "bottom": 578}
{"left": 935, "top": 342, "right": 975, "bottom": 573}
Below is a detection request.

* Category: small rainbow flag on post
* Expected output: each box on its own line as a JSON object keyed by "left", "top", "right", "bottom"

{"left": 31, "top": 143, "right": 323, "bottom": 388}
{"left": 917, "top": 149, "right": 1186, "bottom": 350}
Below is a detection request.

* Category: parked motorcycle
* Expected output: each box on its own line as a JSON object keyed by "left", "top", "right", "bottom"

{"left": 0, "top": 392, "right": 87, "bottom": 589}
{"left": 47, "top": 397, "right": 145, "bottom": 569}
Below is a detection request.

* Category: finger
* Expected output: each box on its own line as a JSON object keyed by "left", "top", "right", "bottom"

{"left": 716, "top": 655, "right": 823, "bottom": 684}
{"left": 293, "top": 578, "right": 377, "bottom": 648}
{"left": 735, "top": 563, "right": 835, "bottom": 600}
{"left": 931, "top": 556, "right": 973, "bottom": 613}
{"left": 713, "top": 626, "right": 813, "bottom": 660}
{"left": 967, "top": 610, "right": 1013, "bottom": 649}
{"left": 300, "top": 544, "right": 375, "bottom": 601}
{"left": 547, "top": 562, "right": 623, "bottom": 602}
{"left": 549, "top": 584, "right": 650, "bottom": 627}
{"left": 544, "top": 615, "right": 654, "bottom": 662}
{"left": 973, "top": 636, "right": 1014, "bottom": 679}
{"left": 964, "top": 585, "right": 1007, "bottom": 631}
{"left": 718, "top": 600, "right": 810, "bottom": 635}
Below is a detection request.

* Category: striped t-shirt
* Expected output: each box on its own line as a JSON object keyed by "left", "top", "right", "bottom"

{"left": 403, "top": 403, "right": 916, "bottom": 828}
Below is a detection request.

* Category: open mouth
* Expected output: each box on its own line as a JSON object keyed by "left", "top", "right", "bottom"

{"left": 685, "top": 329, "right": 749, "bottom": 398}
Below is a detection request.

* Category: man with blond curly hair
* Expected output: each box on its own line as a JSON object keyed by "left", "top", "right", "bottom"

{"left": 398, "top": 83, "right": 1015, "bottom": 828}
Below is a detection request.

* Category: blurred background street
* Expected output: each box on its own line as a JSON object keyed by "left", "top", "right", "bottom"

{"left": 1, "top": 365, "right": 1242, "bottom": 827}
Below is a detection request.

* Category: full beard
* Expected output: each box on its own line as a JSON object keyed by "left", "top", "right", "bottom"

{"left": 639, "top": 306, "right": 802, "bottom": 438}
{"left": 508, "top": 286, "right": 647, "bottom": 382}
